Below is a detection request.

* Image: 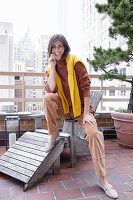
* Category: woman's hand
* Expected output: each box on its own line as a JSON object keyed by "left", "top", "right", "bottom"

{"left": 47, "top": 54, "right": 57, "bottom": 91}
{"left": 48, "top": 54, "right": 56, "bottom": 68}
{"left": 83, "top": 113, "right": 97, "bottom": 126}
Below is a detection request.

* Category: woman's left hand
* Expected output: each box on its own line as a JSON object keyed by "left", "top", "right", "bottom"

{"left": 83, "top": 113, "right": 97, "bottom": 125}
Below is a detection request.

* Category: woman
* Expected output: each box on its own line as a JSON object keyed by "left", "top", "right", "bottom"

{"left": 44, "top": 34, "right": 118, "bottom": 199}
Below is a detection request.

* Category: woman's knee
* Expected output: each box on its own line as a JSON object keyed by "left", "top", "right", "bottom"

{"left": 85, "top": 128, "right": 103, "bottom": 142}
{"left": 89, "top": 129, "right": 98, "bottom": 138}
{"left": 44, "top": 93, "right": 55, "bottom": 105}
{"left": 44, "top": 93, "right": 50, "bottom": 105}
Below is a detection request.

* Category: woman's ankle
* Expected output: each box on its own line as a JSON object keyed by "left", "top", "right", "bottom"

{"left": 50, "top": 132, "right": 59, "bottom": 141}
{"left": 99, "top": 176, "right": 109, "bottom": 186}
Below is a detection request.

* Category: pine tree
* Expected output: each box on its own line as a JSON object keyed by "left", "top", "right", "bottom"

{"left": 88, "top": 0, "right": 133, "bottom": 111}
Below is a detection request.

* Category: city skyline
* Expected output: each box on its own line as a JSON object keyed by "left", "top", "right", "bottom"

{"left": 0, "top": 0, "right": 83, "bottom": 57}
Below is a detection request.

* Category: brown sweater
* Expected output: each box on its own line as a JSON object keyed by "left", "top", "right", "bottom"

{"left": 45, "top": 58, "right": 94, "bottom": 114}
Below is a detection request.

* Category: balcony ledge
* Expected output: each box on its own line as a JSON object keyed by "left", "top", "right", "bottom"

{"left": 0, "top": 112, "right": 45, "bottom": 120}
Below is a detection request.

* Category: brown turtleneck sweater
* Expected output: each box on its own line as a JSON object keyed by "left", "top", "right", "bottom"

{"left": 45, "top": 58, "right": 94, "bottom": 114}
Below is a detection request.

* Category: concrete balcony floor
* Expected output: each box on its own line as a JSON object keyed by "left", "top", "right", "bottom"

{"left": 0, "top": 139, "right": 133, "bottom": 200}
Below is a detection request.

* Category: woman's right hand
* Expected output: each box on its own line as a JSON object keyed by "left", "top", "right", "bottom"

{"left": 48, "top": 54, "right": 56, "bottom": 68}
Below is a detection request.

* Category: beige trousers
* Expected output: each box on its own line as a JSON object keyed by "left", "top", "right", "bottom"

{"left": 44, "top": 93, "right": 106, "bottom": 177}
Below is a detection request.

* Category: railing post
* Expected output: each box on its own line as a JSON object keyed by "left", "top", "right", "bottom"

{"left": 22, "top": 73, "right": 25, "bottom": 112}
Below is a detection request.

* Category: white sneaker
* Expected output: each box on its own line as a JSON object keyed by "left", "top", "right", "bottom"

{"left": 44, "top": 137, "right": 55, "bottom": 152}
{"left": 98, "top": 180, "right": 118, "bottom": 199}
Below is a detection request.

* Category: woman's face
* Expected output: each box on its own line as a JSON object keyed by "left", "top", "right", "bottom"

{"left": 51, "top": 40, "right": 65, "bottom": 61}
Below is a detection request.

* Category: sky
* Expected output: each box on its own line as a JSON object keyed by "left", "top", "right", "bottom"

{"left": 0, "top": 0, "right": 83, "bottom": 57}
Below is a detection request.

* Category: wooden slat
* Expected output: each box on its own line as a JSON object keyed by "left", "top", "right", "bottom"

{"left": 0, "top": 165, "right": 29, "bottom": 183}
{"left": 24, "top": 131, "right": 49, "bottom": 138}
{"left": 12, "top": 144, "right": 48, "bottom": 157}
{"left": 8, "top": 148, "right": 44, "bottom": 162}
{"left": 35, "top": 129, "right": 70, "bottom": 138}
{"left": 18, "top": 137, "right": 45, "bottom": 146}
{"left": 2, "top": 151, "right": 41, "bottom": 166}
{"left": 35, "top": 129, "right": 48, "bottom": 134}
{"left": 20, "top": 134, "right": 46, "bottom": 142}
{"left": 15, "top": 140, "right": 47, "bottom": 151}
{"left": 90, "top": 90, "right": 103, "bottom": 112}
{"left": 0, "top": 160, "right": 34, "bottom": 177}
{"left": 1, "top": 155, "right": 38, "bottom": 171}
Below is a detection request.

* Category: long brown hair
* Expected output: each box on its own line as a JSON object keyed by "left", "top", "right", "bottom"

{"left": 48, "top": 34, "right": 71, "bottom": 58}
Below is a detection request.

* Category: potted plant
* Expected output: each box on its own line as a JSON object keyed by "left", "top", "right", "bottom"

{"left": 88, "top": 0, "right": 133, "bottom": 147}
{"left": 111, "top": 109, "right": 133, "bottom": 147}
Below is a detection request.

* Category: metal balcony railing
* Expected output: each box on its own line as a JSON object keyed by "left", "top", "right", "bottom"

{"left": 0, "top": 71, "right": 132, "bottom": 112}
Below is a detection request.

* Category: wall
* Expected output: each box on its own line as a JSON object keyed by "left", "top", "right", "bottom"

{"left": 0, "top": 112, "right": 115, "bottom": 146}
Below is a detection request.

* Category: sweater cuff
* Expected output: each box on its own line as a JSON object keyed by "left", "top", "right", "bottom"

{"left": 83, "top": 90, "right": 90, "bottom": 97}
{"left": 45, "top": 83, "right": 57, "bottom": 93}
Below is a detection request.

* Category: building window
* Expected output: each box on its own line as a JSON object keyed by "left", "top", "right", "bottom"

{"left": 103, "top": 90, "right": 106, "bottom": 96}
{"left": 118, "top": 84, "right": 126, "bottom": 96}
{"left": 42, "top": 54, "right": 45, "bottom": 59}
{"left": 120, "top": 68, "right": 126, "bottom": 75}
{"left": 109, "top": 90, "right": 115, "bottom": 96}
{"left": 102, "top": 106, "right": 106, "bottom": 111}
{"left": 15, "top": 76, "right": 20, "bottom": 80}
{"left": 109, "top": 107, "right": 114, "bottom": 111}
{"left": 109, "top": 86, "right": 115, "bottom": 96}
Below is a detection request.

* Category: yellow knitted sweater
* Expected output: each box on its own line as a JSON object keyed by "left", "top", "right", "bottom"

{"left": 45, "top": 54, "right": 90, "bottom": 117}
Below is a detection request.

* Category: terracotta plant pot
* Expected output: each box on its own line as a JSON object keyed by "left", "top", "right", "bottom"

{"left": 111, "top": 111, "right": 133, "bottom": 148}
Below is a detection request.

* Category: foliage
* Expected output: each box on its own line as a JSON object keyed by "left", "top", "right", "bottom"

{"left": 87, "top": 0, "right": 133, "bottom": 111}
{"left": 117, "top": 108, "right": 133, "bottom": 113}
{"left": 87, "top": 0, "right": 133, "bottom": 82}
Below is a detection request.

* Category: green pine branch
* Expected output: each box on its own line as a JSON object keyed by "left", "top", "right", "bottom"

{"left": 88, "top": 0, "right": 133, "bottom": 83}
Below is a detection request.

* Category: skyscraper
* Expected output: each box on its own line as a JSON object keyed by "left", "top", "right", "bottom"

{"left": 38, "top": 35, "right": 51, "bottom": 73}
{"left": 14, "top": 29, "right": 39, "bottom": 111}
{"left": 0, "top": 22, "right": 14, "bottom": 111}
